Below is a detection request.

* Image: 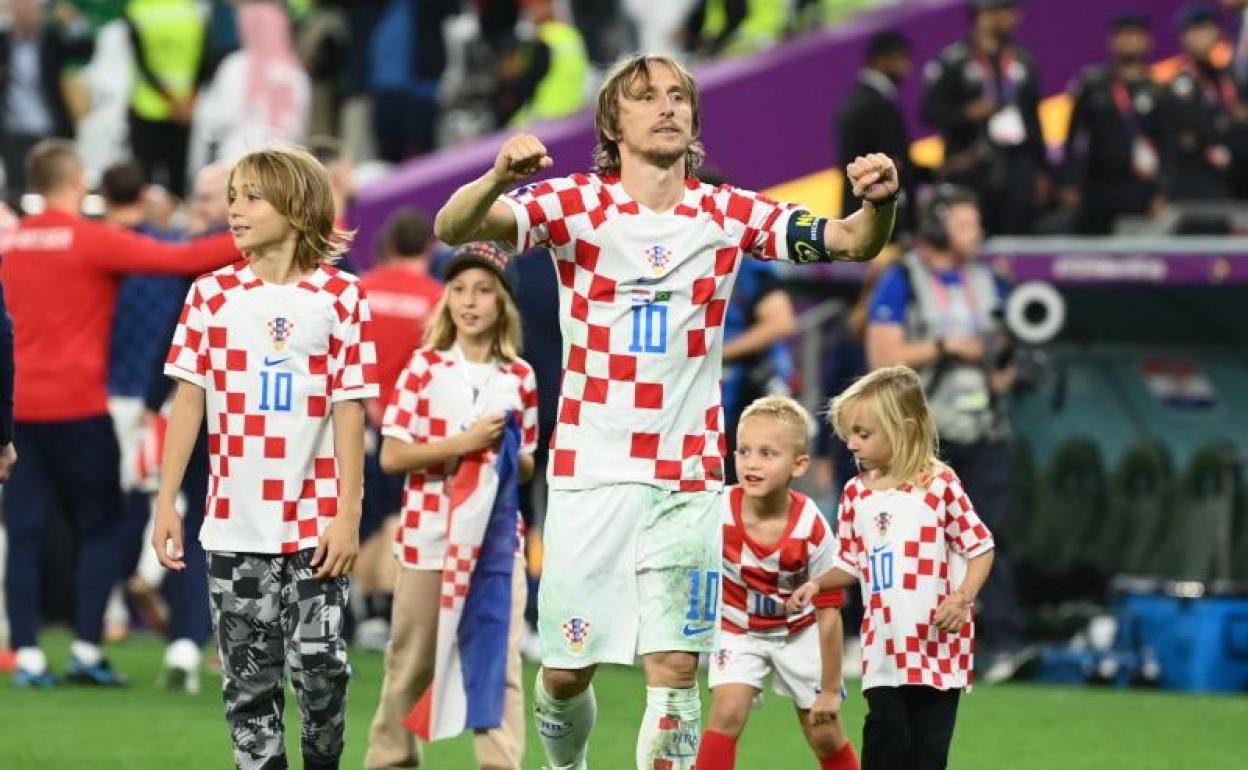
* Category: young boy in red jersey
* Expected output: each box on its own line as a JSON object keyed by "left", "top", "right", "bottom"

{"left": 697, "top": 395, "right": 859, "bottom": 770}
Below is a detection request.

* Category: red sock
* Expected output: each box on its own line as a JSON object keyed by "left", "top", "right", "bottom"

{"left": 819, "top": 741, "right": 860, "bottom": 770}
{"left": 694, "top": 729, "right": 737, "bottom": 770}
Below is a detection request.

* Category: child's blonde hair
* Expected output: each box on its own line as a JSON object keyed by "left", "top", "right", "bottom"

{"left": 828, "top": 365, "right": 938, "bottom": 483}
{"left": 738, "top": 394, "right": 815, "bottom": 454}
{"left": 228, "top": 146, "right": 350, "bottom": 271}
{"left": 423, "top": 268, "right": 524, "bottom": 363}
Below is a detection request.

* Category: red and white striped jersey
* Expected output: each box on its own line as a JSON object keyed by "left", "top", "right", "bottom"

{"left": 500, "top": 174, "right": 801, "bottom": 492}
{"left": 165, "top": 261, "right": 379, "bottom": 554}
{"left": 720, "top": 486, "right": 844, "bottom": 638}
{"left": 381, "top": 346, "right": 538, "bottom": 569}
{"left": 834, "top": 467, "right": 995, "bottom": 691}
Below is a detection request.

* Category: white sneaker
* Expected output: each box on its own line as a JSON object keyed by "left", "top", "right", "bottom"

{"left": 521, "top": 625, "right": 543, "bottom": 664}
{"left": 162, "top": 639, "right": 202, "bottom": 694}
{"left": 355, "top": 618, "right": 390, "bottom": 652}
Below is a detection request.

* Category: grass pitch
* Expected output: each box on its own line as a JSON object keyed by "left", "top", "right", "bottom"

{"left": 2, "top": 631, "right": 1245, "bottom": 769}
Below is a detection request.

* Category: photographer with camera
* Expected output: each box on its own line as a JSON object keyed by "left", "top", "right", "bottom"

{"left": 863, "top": 185, "right": 1027, "bottom": 682}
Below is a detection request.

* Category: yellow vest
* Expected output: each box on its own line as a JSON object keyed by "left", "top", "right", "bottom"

{"left": 126, "top": 0, "right": 205, "bottom": 121}
{"left": 703, "top": 0, "right": 787, "bottom": 56}
{"left": 511, "top": 21, "right": 589, "bottom": 127}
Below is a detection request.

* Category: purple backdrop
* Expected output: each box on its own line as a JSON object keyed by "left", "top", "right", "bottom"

{"left": 350, "top": 0, "right": 1190, "bottom": 263}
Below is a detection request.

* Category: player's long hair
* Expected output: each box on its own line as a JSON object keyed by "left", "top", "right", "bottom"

{"left": 424, "top": 269, "right": 523, "bottom": 363}
{"left": 828, "top": 366, "right": 938, "bottom": 484}
{"left": 593, "top": 54, "right": 705, "bottom": 178}
{"left": 228, "top": 147, "right": 351, "bottom": 271}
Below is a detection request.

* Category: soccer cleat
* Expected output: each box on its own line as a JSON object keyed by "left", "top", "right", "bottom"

{"left": 65, "top": 656, "right": 126, "bottom": 687}
{"left": 14, "top": 667, "right": 59, "bottom": 688}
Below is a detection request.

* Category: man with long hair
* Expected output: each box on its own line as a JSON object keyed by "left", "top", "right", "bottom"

{"left": 435, "top": 54, "right": 899, "bottom": 769}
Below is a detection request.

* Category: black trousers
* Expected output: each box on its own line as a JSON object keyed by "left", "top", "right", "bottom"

{"left": 862, "top": 686, "right": 961, "bottom": 770}
{"left": 129, "top": 114, "right": 190, "bottom": 196}
{"left": 4, "top": 417, "right": 123, "bottom": 647}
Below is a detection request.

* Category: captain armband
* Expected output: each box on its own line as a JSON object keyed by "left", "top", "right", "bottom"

{"left": 786, "top": 210, "right": 832, "bottom": 264}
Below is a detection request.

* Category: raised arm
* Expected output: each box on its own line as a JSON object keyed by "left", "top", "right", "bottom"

{"left": 823, "top": 153, "right": 899, "bottom": 262}
{"left": 434, "top": 134, "right": 553, "bottom": 246}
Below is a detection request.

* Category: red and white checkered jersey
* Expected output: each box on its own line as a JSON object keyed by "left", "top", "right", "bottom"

{"left": 381, "top": 346, "right": 538, "bottom": 569}
{"left": 721, "top": 486, "right": 845, "bottom": 639}
{"left": 834, "top": 468, "right": 995, "bottom": 691}
{"left": 164, "top": 261, "right": 379, "bottom": 554}
{"left": 499, "top": 174, "right": 801, "bottom": 491}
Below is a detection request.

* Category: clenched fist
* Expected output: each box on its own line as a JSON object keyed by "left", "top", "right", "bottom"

{"left": 493, "top": 134, "right": 554, "bottom": 186}
{"left": 846, "top": 153, "right": 899, "bottom": 205}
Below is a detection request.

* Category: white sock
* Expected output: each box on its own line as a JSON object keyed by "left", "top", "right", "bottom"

{"left": 635, "top": 685, "right": 701, "bottom": 770}
{"left": 534, "top": 672, "right": 596, "bottom": 770}
{"left": 70, "top": 640, "right": 103, "bottom": 666}
{"left": 16, "top": 646, "right": 47, "bottom": 674}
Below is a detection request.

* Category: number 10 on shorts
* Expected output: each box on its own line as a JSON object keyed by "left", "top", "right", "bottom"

{"left": 686, "top": 568, "right": 720, "bottom": 625}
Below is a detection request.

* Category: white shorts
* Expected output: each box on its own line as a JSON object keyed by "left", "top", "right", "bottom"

{"left": 538, "top": 484, "right": 723, "bottom": 668}
{"left": 708, "top": 625, "right": 838, "bottom": 710}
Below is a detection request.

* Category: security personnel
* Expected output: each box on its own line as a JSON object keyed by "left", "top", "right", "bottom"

{"left": 684, "top": 0, "right": 787, "bottom": 58}
{"left": 1161, "top": 3, "right": 1248, "bottom": 202}
{"left": 124, "top": 0, "right": 206, "bottom": 196}
{"left": 1062, "top": 12, "right": 1165, "bottom": 234}
{"left": 505, "top": 0, "right": 590, "bottom": 128}
{"left": 836, "top": 30, "right": 917, "bottom": 235}
{"left": 920, "top": 0, "right": 1049, "bottom": 235}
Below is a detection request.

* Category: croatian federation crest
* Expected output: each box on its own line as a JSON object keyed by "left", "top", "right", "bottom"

{"left": 874, "top": 511, "right": 892, "bottom": 538}
{"left": 643, "top": 244, "right": 672, "bottom": 276}
{"left": 712, "top": 648, "right": 733, "bottom": 671}
{"left": 267, "top": 316, "right": 295, "bottom": 351}
{"left": 562, "top": 617, "right": 591, "bottom": 653}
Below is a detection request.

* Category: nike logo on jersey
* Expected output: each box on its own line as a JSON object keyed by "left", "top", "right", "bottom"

{"left": 681, "top": 623, "right": 714, "bottom": 637}
{"left": 871, "top": 544, "right": 888, "bottom": 553}
{"left": 263, "top": 355, "right": 292, "bottom": 367}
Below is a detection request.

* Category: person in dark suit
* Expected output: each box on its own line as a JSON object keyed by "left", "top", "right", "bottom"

{"left": 920, "top": 0, "right": 1049, "bottom": 235}
{"left": 0, "top": 0, "right": 93, "bottom": 205}
{"left": 836, "top": 30, "right": 917, "bottom": 236}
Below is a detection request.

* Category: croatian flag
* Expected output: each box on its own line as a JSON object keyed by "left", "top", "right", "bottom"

{"left": 404, "top": 417, "right": 521, "bottom": 741}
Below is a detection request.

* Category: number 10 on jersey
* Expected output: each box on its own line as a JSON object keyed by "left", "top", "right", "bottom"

{"left": 629, "top": 303, "right": 668, "bottom": 354}
{"left": 258, "top": 370, "right": 293, "bottom": 412}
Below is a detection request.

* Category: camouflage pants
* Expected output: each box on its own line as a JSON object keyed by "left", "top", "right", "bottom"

{"left": 208, "top": 549, "right": 351, "bottom": 770}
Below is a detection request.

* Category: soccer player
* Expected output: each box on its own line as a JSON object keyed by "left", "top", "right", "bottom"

{"left": 790, "top": 366, "right": 996, "bottom": 770}
{"left": 153, "top": 147, "right": 379, "bottom": 770}
{"left": 697, "top": 395, "right": 859, "bottom": 770}
{"left": 1, "top": 139, "right": 238, "bottom": 688}
{"left": 434, "top": 53, "right": 898, "bottom": 770}
{"left": 366, "top": 241, "right": 537, "bottom": 770}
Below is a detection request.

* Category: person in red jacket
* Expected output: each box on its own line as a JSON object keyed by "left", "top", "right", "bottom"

{"left": 0, "top": 138, "right": 238, "bottom": 688}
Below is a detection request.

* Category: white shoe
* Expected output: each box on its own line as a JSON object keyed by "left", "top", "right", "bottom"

{"left": 355, "top": 618, "right": 390, "bottom": 652}
{"left": 162, "top": 639, "right": 202, "bottom": 694}
{"left": 521, "top": 625, "right": 543, "bottom": 664}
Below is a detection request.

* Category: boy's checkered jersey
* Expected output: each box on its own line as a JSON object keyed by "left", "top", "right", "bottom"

{"left": 500, "top": 174, "right": 802, "bottom": 491}
{"left": 834, "top": 467, "right": 995, "bottom": 691}
{"left": 381, "top": 346, "right": 538, "bottom": 568}
{"left": 165, "top": 261, "right": 379, "bottom": 554}
{"left": 721, "top": 486, "right": 844, "bottom": 638}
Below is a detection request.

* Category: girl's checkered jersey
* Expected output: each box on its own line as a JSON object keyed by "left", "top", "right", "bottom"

{"left": 381, "top": 346, "right": 538, "bottom": 569}
{"left": 720, "top": 486, "right": 844, "bottom": 638}
{"left": 834, "top": 467, "right": 994, "bottom": 690}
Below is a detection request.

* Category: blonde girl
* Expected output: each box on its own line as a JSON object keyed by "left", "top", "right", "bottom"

{"left": 366, "top": 242, "right": 537, "bottom": 770}
{"left": 789, "top": 365, "right": 995, "bottom": 770}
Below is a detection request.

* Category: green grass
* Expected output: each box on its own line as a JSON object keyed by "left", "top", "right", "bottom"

{"left": 3, "top": 630, "right": 1246, "bottom": 769}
